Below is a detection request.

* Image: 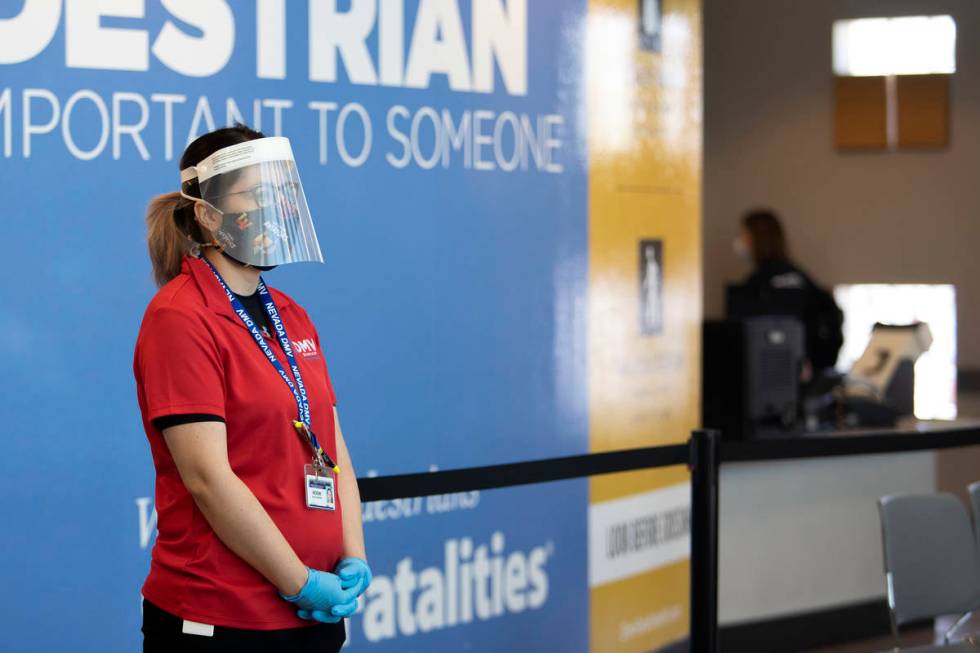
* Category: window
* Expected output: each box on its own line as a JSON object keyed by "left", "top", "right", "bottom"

{"left": 832, "top": 16, "right": 955, "bottom": 150}
{"left": 834, "top": 284, "right": 957, "bottom": 420}
{"left": 833, "top": 15, "right": 956, "bottom": 77}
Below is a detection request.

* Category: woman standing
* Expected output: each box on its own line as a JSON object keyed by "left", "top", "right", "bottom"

{"left": 134, "top": 124, "right": 370, "bottom": 652}
{"left": 729, "top": 208, "right": 844, "bottom": 377}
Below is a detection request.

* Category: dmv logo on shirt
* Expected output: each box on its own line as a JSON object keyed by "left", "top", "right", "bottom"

{"left": 292, "top": 338, "right": 320, "bottom": 359}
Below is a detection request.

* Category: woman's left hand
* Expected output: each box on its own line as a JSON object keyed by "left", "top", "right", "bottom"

{"left": 334, "top": 557, "right": 372, "bottom": 597}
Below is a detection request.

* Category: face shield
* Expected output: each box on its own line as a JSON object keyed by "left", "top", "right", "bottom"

{"left": 179, "top": 137, "right": 324, "bottom": 267}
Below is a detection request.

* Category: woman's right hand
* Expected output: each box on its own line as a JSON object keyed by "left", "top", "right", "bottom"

{"left": 280, "top": 567, "right": 360, "bottom": 622}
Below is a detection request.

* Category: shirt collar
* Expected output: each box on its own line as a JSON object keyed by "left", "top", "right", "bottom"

{"left": 182, "top": 254, "right": 291, "bottom": 321}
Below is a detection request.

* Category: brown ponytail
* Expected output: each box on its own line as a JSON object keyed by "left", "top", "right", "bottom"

{"left": 146, "top": 192, "right": 203, "bottom": 288}
{"left": 146, "top": 123, "right": 266, "bottom": 287}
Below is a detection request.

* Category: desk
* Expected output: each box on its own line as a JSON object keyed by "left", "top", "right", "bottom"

{"left": 716, "top": 421, "right": 980, "bottom": 644}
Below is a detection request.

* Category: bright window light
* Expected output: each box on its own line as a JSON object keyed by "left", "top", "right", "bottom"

{"left": 833, "top": 15, "right": 956, "bottom": 76}
{"left": 834, "top": 284, "right": 957, "bottom": 421}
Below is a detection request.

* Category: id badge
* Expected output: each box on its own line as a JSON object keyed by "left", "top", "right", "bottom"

{"left": 304, "top": 464, "right": 336, "bottom": 511}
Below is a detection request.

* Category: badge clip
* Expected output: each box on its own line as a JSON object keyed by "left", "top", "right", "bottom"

{"left": 293, "top": 421, "right": 340, "bottom": 474}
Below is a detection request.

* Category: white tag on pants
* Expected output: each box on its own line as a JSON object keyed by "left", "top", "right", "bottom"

{"left": 182, "top": 620, "right": 215, "bottom": 637}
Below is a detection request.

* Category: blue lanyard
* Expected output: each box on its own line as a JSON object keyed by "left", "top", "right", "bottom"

{"left": 201, "top": 257, "right": 323, "bottom": 457}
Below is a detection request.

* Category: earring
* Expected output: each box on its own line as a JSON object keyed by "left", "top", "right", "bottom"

{"left": 199, "top": 237, "right": 223, "bottom": 251}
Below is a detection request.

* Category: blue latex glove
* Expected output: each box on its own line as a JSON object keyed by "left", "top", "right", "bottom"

{"left": 334, "top": 557, "right": 372, "bottom": 597}
{"left": 295, "top": 603, "right": 358, "bottom": 623}
{"left": 296, "top": 595, "right": 360, "bottom": 623}
{"left": 296, "top": 609, "right": 339, "bottom": 623}
{"left": 281, "top": 567, "right": 359, "bottom": 622}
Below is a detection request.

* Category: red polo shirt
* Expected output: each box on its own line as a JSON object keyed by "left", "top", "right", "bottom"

{"left": 133, "top": 255, "right": 344, "bottom": 629}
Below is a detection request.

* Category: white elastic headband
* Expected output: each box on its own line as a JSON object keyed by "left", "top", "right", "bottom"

{"left": 179, "top": 136, "right": 296, "bottom": 183}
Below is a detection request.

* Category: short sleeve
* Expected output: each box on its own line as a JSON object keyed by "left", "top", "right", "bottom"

{"left": 136, "top": 307, "right": 226, "bottom": 422}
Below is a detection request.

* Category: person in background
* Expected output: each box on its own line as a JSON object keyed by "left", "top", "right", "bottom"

{"left": 728, "top": 208, "right": 844, "bottom": 381}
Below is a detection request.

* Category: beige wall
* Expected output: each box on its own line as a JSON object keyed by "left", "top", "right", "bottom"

{"left": 704, "top": 0, "right": 980, "bottom": 367}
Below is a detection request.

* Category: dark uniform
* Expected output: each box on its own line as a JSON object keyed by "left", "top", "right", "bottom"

{"left": 727, "top": 258, "right": 844, "bottom": 374}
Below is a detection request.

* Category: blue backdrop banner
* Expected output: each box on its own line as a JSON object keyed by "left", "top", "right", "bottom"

{"left": 0, "top": 2, "right": 589, "bottom": 651}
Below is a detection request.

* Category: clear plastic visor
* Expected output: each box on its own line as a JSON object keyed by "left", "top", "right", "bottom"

{"left": 183, "top": 138, "right": 323, "bottom": 267}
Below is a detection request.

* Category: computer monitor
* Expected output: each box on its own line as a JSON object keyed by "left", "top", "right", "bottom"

{"left": 702, "top": 317, "right": 805, "bottom": 440}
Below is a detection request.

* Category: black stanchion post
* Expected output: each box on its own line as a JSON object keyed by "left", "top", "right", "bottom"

{"left": 690, "top": 429, "right": 720, "bottom": 653}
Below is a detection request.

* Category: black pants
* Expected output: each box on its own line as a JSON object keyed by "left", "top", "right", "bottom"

{"left": 142, "top": 599, "right": 346, "bottom": 653}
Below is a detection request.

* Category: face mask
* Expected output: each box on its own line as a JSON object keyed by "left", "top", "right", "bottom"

{"left": 733, "top": 236, "right": 751, "bottom": 262}
{"left": 212, "top": 205, "right": 293, "bottom": 269}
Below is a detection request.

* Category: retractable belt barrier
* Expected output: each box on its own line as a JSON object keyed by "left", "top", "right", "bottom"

{"left": 357, "top": 443, "right": 690, "bottom": 500}
{"left": 355, "top": 424, "right": 980, "bottom": 653}
{"left": 355, "top": 430, "right": 721, "bottom": 653}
